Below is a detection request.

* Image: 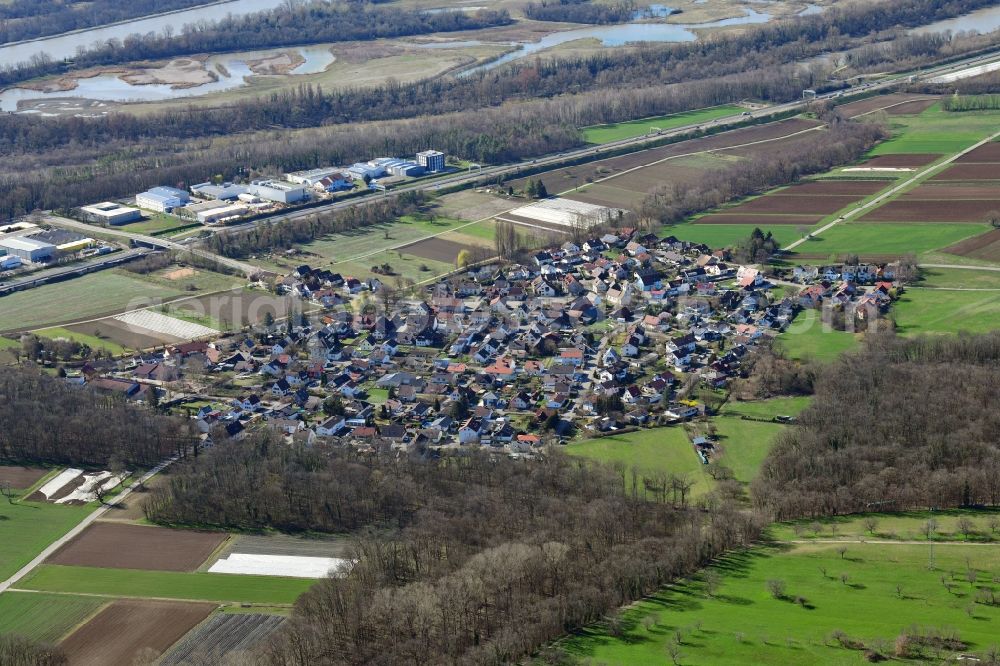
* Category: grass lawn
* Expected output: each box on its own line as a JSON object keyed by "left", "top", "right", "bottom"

{"left": 18, "top": 565, "right": 314, "bottom": 605}
{"left": 794, "top": 223, "right": 987, "bottom": 259}
{"left": 299, "top": 214, "right": 470, "bottom": 263}
{"left": 893, "top": 288, "right": 1000, "bottom": 335}
{"left": 582, "top": 105, "right": 745, "bottom": 144}
{"left": 662, "top": 223, "right": 804, "bottom": 250}
{"left": 33, "top": 326, "right": 128, "bottom": 356}
{"left": 366, "top": 387, "right": 390, "bottom": 404}
{"left": 709, "top": 417, "right": 785, "bottom": 485}
{"left": 116, "top": 214, "right": 199, "bottom": 236}
{"left": 0, "top": 499, "right": 95, "bottom": 580}
{"left": 0, "top": 271, "right": 185, "bottom": 332}
{"left": 567, "top": 428, "right": 712, "bottom": 497}
{"left": 918, "top": 267, "right": 1000, "bottom": 289}
{"left": 561, "top": 539, "right": 1000, "bottom": 664}
{"left": 720, "top": 396, "right": 811, "bottom": 420}
{"left": 0, "top": 591, "right": 107, "bottom": 643}
{"left": 776, "top": 309, "right": 860, "bottom": 362}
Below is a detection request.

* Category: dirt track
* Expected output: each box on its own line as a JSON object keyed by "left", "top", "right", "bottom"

{"left": 60, "top": 599, "right": 214, "bottom": 666}
{"left": 0, "top": 465, "right": 48, "bottom": 490}
{"left": 48, "top": 523, "right": 227, "bottom": 572}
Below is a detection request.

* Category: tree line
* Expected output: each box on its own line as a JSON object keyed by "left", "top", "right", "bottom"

{"left": 0, "top": 365, "right": 192, "bottom": 467}
{"left": 145, "top": 434, "right": 764, "bottom": 665}
{"left": 641, "top": 118, "right": 886, "bottom": 226}
{"left": 523, "top": 0, "right": 637, "bottom": 25}
{"left": 753, "top": 331, "right": 1000, "bottom": 520}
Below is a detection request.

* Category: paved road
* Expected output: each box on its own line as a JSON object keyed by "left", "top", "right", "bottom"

{"left": 0, "top": 457, "right": 178, "bottom": 595}
{"left": 45, "top": 215, "right": 260, "bottom": 277}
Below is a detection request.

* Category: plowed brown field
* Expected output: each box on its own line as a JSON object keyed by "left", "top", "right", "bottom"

{"left": 902, "top": 184, "right": 1000, "bottom": 199}
{"left": 885, "top": 99, "right": 938, "bottom": 115}
{"left": 60, "top": 599, "right": 214, "bottom": 666}
{"left": 861, "top": 200, "right": 1000, "bottom": 223}
{"left": 778, "top": 181, "right": 888, "bottom": 196}
{"left": 48, "top": 523, "right": 227, "bottom": 572}
{"left": 729, "top": 194, "right": 859, "bottom": 215}
{"left": 955, "top": 142, "right": 1000, "bottom": 163}
{"left": 932, "top": 163, "right": 1000, "bottom": 181}
{"left": 694, "top": 213, "right": 823, "bottom": 225}
{"left": 859, "top": 154, "right": 941, "bottom": 168}
{"left": 0, "top": 465, "right": 48, "bottom": 489}
{"left": 942, "top": 228, "right": 1000, "bottom": 262}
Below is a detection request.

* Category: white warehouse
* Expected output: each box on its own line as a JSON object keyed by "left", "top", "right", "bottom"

{"left": 136, "top": 186, "right": 190, "bottom": 213}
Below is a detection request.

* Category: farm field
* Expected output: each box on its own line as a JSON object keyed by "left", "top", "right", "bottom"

{"left": 0, "top": 591, "right": 106, "bottom": 644}
{"left": 893, "top": 288, "right": 1000, "bottom": 336}
{"left": 561, "top": 538, "right": 1000, "bottom": 665}
{"left": 791, "top": 223, "right": 987, "bottom": 260}
{"left": 19, "top": 564, "right": 314, "bottom": 604}
{"left": 860, "top": 199, "right": 1000, "bottom": 223}
{"left": 941, "top": 228, "right": 1000, "bottom": 263}
{"left": 59, "top": 598, "right": 215, "bottom": 666}
{"left": 869, "top": 103, "right": 1000, "bottom": 155}
{"left": 0, "top": 498, "right": 95, "bottom": 580}
{"left": 0, "top": 271, "right": 187, "bottom": 332}
{"left": 771, "top": 509, "right": 1000, "bottom": 543}
{"left": 709, "top": 416, "right": 785, "bottom": 485}
{"left": 662, "top": 223, "right": 803, "bottom": 249}
{"left": 567, "top": 427, "right": 712, "bottom": 497}
{"left": 160, "top": 612, "right": 286, "bottom": 666}
{"left": 581, "top": 105, "right": 745, "bottom": 144}
{"left": 932, "top": 162, "right": 1000, "bottom": 180}
{"left": 0, "top": 464, "right": 49, "bottom": 489}
{"left": 918, "top": 266, "right": 1000, "bottom": 289}
{"left": 775, "top": 309, "right": 860, "bottom": 362}
{"left": 47, "top": 523, "right": 229, "bottom": 572}
{"left": 720, "top": 396, "right": 811, "bottom": 420}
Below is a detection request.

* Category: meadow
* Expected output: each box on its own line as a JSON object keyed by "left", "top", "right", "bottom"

{"left": 0, "top": 591, "right": 106, "bottom": 643}
{"left": 561, "top": 538, "right": 1000, "bottom": 665}
{"left": 582, "top": 106, "right": 745, "bottom": 144}
{"left": 0, "top": 499, "right": 95, "bottom": 580}
{"left": 33, "top": 326, "right": 129, "bottom": 356}
{"left": 792, "top": 223, "right": 987, "bottom": 259}
{"left": 918, "top": 266, "right": 1000, "bottom": 289}
{"left": 775, "top": 309, "right": 861, "bottom": 362}
{"left": 661, "top": 223, "right": 805, "bottom": 249}
{"left": 893, "top": 288, "right": 1000, "bottom": 336}
{"left": 19, "top": 565, "right": 314, "bottom": 605}
{"left": 869, "top": 104, "right": 1000, "bottom": 155}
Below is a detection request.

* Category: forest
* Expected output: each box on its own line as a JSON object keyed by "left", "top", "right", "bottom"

{"left": 145, "top": 435, "right": 763, "bottom": 665}
{"left": 0, "top": 365, "right": 192, "bottom": 467}
{"left": 0, "top": 0, "right": 210, "bottom": 44}
{"left": 753, "top": 331, "right": 1000, "bottom": 520}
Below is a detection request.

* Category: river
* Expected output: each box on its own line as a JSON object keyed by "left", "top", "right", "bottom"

{"left": 912, "top": 4, "right": 1000, "bottom": 35}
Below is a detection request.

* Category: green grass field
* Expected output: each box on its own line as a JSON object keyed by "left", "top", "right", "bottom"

{"left": 775, "top": 309, "right": 860, "bottom": 362}
{"left": 771, "top": 509, "right": 1000, "bottom": 543}
{"left": 720, "top": 396, "right": 811, "bottom": 420}
{"left": 33, "top": 326, "right": 128, "bottom": 356}
{"left": 893, "top": 288, "right": 1000, "bottom": 335}
{"left": 869, "top": 104, "right": 1000, "bottom": 155}
{"left": 0, "top": 271, "right": 186, "bottom": 332}
{"left": 116, "top": 213, "right": 199, "bottom": 236}
{"left": 709, "top": 417, "right": 785, "bottom": 485}
{"left": 561, "top": 538, "right": 1000, "bottom": 664}
{"left": 567, "top": 428, "right": 712, "bottom": 496}
{"left": 582, "top": 106, "right": 745, "bottom": 144}
{"left": 18, "top": 565, "right": 314, "bottom": 605}
{"left": 794, "top": 223, "right": 986, "bottom": 259}
{"left": 0, "top": 500, "right": 95, "bottom": 581}
{"left": 0, "top": 591, "right": 106, "bottom": 643}
{"left": 918, "top": 267, "right": 1000, "bottom": 289}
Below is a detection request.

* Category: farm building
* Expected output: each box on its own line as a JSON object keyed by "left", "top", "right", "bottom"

{"left": 507, "top": 198, "right": 626, "bottom": 229}
{"left": 190, "top": 182, "right": 249, "bottom": 200}
{"left": 314, "top": 173, "right": 353, "bottom": 192}
{"left": 417, "top": 150, "right": 446, "bottom": 172}
{"left": 0, "top": 236, "right": 56, "bottom": 263}
{"left": 80, "top": 201, "right": 142, "bottom": 226}
{"left": 136, "top": 186, "right": 190, "bottom": 213}
{"left": 247, "top": 180, "right": 306, "bottom": 204}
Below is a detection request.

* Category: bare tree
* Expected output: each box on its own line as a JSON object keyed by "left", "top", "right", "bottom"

{"left": 766, "top": 579, "right": 786, "bottom": 599}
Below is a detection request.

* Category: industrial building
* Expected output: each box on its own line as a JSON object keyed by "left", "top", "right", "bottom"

{"left": 190, "top": 182, "right": 249, "bottom": 200}
{"left": 136, "top": 186, "right": 191, "bottom": 213}
{"left": 0, "top": 236, "right": 57, "bottom": 263}
{"left": 27, "top": 229, "right": 94, "bottom": 254}
{"left": 247, "top": 180, "right": 306, "bottom": 204}
{"left": 417, "top": 150, "right": 446, "bottom": 172}
{"left": 0, "top": 255, "right": 22, "bottom": 270}
{"left": 184, "top": 199, "right": 249, "bottom": 224}
{"left": 80, "top": 201, "right": 142, "bottom": 226}
{"left": 347, "top": 163, "right": 385, "bottom": 181}
{"left": 285, "top": 167, "right": 349, "bottom": 187}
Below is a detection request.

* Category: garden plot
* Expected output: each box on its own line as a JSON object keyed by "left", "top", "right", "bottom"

{"left": 209, "top": 553, "right": 351, "bottom": 578}
{"left": 114, "top": 309, "right": 219, "bottom": 340}
{"left": 160, "top": 613, "right": 285, "bottom": 666}
{"left": 47, "top": 523, "right": 228, "bottom": 572}
{"left": 59, "top": 599, "right": 214, "bottom": 666}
